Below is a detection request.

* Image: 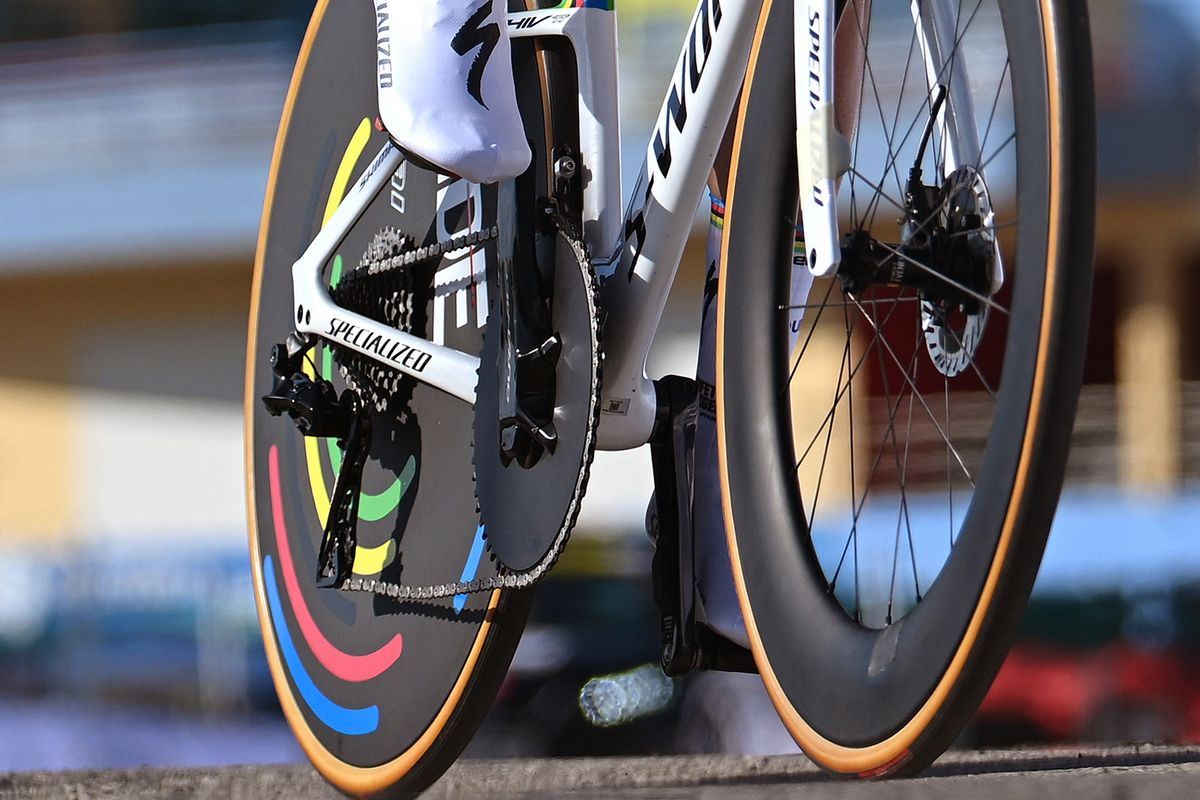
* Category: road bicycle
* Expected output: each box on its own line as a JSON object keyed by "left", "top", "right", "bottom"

{"left": 245, "top": 0, "right": 1095, "bottom": 795}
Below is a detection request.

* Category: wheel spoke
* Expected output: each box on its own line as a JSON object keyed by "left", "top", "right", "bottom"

{"left": 792, "top": 0, "right": 1021, "bottom": 629}
{"left": 829, "top": 292, "right": 922, "bottom": 611}
{"left": 946, "top": 371, "right": 955, "bottom": 547}
{"left": 941, "top": 321, "right": 999, "bottom": 399}
{"left": 848, "top": 167, "right": 909, "bottom": 219}
{"left": 866, "top": 0, "right": 989, "bottom": 228}
{"left": 863, "top": 290, "right": 923, "bottom": 620}
{"left": 860, "top": 11, "right": 926, "bottom": 231}
{"left": 846, "top": 302, "right": 861, "bottom": 621}
{"left": 793, "top": 285, "right": 916, "bottom": 471}
{"left": 830, "top": 311, "right": 859, "bottom": 594}
{"left": 976, "top": 57, "right": 1011, "bottom": 170}
{"left": 785, "top": 279, "right": 838, "bottom": 392}
{"left": 901, "top": 318, "right": 923, "bottom": 605}
{"left": 978, "top": 131, "right": 1017, "bottom": 174}
{"left": 871, "top": 239, "right": 1008, "bottom": 317}
{"left": 779, "top": 295, "right": 920, "bottom": 312}
{"left": 805, "top": 327, "right": 853, "bottom": 544}
{"left": 848, "top": 294, "right": 976, "bottom": 487}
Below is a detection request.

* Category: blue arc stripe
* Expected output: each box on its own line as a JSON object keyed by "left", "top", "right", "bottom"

{"left": 263, "top": 555, "right": 380, "bottom": 735}
{"left": 453, "top": 525, "right": 488, "bottom": 614}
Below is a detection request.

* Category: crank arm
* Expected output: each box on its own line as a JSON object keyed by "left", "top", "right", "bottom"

{"left": 316, "top": 392, "right": 371, "bottom": 588}
{"left": 288, "top": 140, "right": 480, "bottom": 406}
{"left": 649, "top": 376, "right": 756, "bottom": 676}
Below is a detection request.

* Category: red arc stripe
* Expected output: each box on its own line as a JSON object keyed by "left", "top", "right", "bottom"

{"left": 269, "top": 445, "right": 404, "bottom": 682}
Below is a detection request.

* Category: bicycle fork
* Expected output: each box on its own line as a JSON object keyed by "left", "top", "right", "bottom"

{"left": 797, "top": 0, "right": 849, "bottom": 278}
{"left": 797, "top": 0, "right": 992, "bottom": 286}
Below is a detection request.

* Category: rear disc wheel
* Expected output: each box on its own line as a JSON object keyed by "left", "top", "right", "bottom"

{"left": 245, "top": 2, "right": 563, "bottom": 794}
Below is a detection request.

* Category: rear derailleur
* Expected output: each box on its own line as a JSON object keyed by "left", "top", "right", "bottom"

{"left": 261, "top": 332, "right": 370, "bottom": 588}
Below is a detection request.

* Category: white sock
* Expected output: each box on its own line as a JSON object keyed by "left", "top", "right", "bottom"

{"left": 375, "top": 0, "right": 531, "bottom": 184}
{"left": 694, "top": 194, "right": 811, "bottom": 651}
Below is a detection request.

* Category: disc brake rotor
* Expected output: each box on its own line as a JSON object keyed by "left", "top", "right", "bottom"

{"left": 921, "top": 165, "right": 997, "bottom": 378}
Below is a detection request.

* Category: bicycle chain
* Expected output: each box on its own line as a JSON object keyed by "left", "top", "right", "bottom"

{"left": 331, "top": 226, "right": 499, "bottom": 415}
{"left": 323, "top": 218, "right": 598, "bottom": 601}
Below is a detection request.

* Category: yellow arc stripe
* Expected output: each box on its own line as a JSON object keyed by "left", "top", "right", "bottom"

{"left": 303, "top": 116, "right": 374, "bottom": 526}
{"left": 323, "top": 117, "right": 375, "bottom": 226}
{"left": 352, "top": 540, "right": 397, "bottom": 576}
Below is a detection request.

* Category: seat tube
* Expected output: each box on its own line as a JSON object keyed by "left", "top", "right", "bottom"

{"left": 595, "top": 0, "right": 761, "bottom": 450}
{"left": 507, "top": 6, "right": 623, "bottom": 258}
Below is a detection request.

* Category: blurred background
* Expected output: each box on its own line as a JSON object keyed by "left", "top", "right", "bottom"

{"left": 1, "top": 0, "right": 1199, "bottom": 771}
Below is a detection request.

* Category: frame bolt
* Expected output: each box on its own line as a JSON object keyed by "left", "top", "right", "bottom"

{"left": 554, "top": 155, "right": 577, "bottom": 181}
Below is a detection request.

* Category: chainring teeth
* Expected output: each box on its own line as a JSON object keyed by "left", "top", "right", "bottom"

{"left": 317, "top": 215, "right": 598, "bottom": 601}
{"left": 473, "top": 219, "right": 601, "bottom": 584}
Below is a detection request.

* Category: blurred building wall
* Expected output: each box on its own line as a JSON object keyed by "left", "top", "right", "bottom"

{"left": 1090, "top": 0, "right": 1200, "bottom": 490}
{"left": 0, "top": 0, "right": 1198, "bottom": 552}
{"left": 0, "top": 25, "right": 290, "bottom": 548}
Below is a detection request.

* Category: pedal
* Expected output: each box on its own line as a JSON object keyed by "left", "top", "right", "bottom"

{"left": 694, "top": 624, "right": 757, "bottom": 674}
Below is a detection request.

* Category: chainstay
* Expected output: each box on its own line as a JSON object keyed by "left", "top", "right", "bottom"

{"left": 327, "top": 216, "right": 600, "bottom": 602}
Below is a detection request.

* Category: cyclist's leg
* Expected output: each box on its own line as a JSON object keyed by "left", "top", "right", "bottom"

{"left": 376, "top": 0, "right": 531, "bottom": 183}
{"left": 694, "top": 181, "right": 811, "bottom": 651}
{"left": 693, "top": 180, "right": 750, "bottom": 649}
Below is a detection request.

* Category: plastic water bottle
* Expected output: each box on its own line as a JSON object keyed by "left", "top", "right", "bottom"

{"left": 578, "top": 663, "right": 676, "bottom": 727}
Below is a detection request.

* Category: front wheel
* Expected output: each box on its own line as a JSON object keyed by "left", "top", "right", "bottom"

{"left": 717, "top": 0, "right": 1094, "bottom": 777}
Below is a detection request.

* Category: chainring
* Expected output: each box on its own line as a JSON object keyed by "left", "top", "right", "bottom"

{"left": 474, "top": 223, "right": 600, "bottom": 575}
{"left": 316, "top": 214, "right": 599, "bottom": 600}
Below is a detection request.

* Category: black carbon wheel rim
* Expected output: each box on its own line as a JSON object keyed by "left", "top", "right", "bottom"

{"left": 719, "top": 0, "right": 1059, "bottom": 748}
{"left": 246, "top": 1, "right": 541, "bottom": 789}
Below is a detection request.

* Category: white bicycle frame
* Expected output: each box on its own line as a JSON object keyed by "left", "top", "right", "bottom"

{"left": 288, "top": 0, "right": 983, "bottom": 452}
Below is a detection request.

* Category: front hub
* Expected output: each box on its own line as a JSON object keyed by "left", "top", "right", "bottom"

{"left": 837, "top": 164, "right": 998, "bottom": 378}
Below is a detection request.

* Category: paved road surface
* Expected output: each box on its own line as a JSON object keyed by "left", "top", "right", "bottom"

{"left": 2, "top": 745, "right": 1198, "bottom": 798}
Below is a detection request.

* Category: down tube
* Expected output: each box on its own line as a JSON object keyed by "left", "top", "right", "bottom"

{"left": 596, "top": 0, "right": 762, "bottom": 451}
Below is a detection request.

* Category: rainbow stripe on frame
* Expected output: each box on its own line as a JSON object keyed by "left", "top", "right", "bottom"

{"left": 554, "top": 0, "right": 615, "bottom": 10}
